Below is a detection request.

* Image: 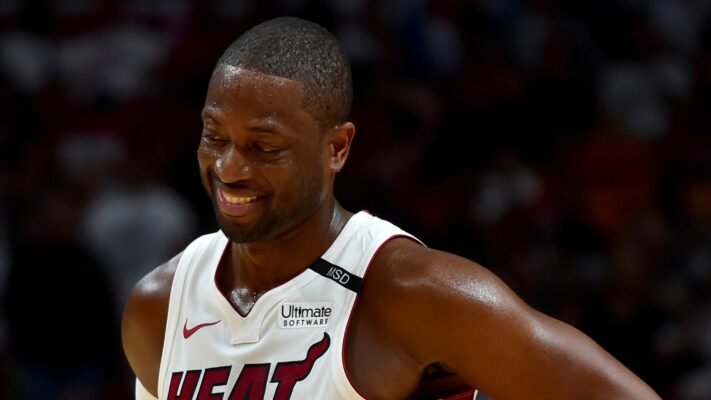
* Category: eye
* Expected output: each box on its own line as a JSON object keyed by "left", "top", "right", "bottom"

{"left": 253, "top": 143, "right": 282, "bottom": 154}
{"left": 201, "top": 131, "right": 228, "bottom": 143}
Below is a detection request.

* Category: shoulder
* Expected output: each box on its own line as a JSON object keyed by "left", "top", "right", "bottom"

{"left": 362, "top": 237, "right": 533, "bottom": 344}
{"left": 361, "top": 237, "right": 661, "bottom": 399}
{"left": 121, "top": 251, "right": 182, "bottom": 397}
{"left": 365, "top": 237, "right": 523, "bottom": 320}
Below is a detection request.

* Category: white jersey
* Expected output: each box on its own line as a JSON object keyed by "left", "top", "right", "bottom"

{"left": 145, "top": 211, "right": 477, "bottom": 399}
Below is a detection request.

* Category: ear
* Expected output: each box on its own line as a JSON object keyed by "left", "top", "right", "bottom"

{"left": 327, "top": 122, "right": 355, "bottom": 173}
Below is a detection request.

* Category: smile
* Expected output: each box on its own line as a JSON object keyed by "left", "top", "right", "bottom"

{"left": 217, "top": 188, "right": 261, "bottom": 217}
{"left": 220, "top": 190, "right": 258, "bottom": 205}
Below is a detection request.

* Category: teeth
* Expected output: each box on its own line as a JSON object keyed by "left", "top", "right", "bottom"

{"left": 221, "top": 190, "right": 257, "bottom": 205}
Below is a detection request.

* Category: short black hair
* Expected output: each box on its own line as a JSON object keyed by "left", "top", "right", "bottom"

{"left": 216, "top": 17, "right": 352, "bottom": 130}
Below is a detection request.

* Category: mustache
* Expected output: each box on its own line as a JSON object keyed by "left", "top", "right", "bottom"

{"left": 206, "top": 169, "right": 255, "bottom": 190}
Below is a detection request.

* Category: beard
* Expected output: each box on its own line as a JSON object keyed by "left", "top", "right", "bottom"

{"left": 207, "top": 168, "right": 326, "bottom": 244}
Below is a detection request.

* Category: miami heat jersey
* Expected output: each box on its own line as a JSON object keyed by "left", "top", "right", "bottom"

{"left": 156, "top": 211, "right": 415, "bottom": 399}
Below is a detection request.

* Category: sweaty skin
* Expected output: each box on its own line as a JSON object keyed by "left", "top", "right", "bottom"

{"left": 121, "top": 68, "right": 661, "bottom": 399}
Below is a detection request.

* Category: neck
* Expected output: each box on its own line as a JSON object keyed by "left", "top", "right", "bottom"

{"left": 222, "top": 199, "right": 352, "bottom": 296}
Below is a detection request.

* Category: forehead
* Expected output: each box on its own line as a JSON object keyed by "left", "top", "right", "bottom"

{"left": 203, "top": 66, "right": 309, "bottom": 123}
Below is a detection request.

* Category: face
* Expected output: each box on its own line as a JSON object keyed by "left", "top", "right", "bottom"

{"left": 198, "top": 66, "right": 329, "bottom": 243}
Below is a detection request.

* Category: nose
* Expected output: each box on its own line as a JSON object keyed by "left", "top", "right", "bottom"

{"left": 215, "top": 144, "right": 253, "bottom": 184}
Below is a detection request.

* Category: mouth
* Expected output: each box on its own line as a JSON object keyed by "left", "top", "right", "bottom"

{"left": 216, "top": 188, "right": 261, "bottom": 217}
{"left": 221, "top": 190, "right": 258, "bottom": 205}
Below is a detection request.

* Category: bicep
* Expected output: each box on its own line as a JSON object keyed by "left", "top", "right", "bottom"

{"left": 121, "top": 255, "right": 179, "bottom": 398}
{"left": 398, "top": 255, "right": 659, "bottom": 399}
{"left": 446, "top": 305, "right": 645, "bottom": 399}
{"left": 122, "top": 287, "right": 163, "bottom": 397}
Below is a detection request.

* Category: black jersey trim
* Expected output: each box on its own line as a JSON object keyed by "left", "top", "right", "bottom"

{"left": 308, "top": 258, "right": 363, "bottom": 293}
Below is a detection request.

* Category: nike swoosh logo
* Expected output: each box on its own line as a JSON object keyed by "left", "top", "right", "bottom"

{"left": 183, "top": 319, "right": 221, "bottom": 339}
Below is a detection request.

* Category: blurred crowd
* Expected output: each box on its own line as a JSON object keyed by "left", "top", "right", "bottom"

{"left": 0, "top": 0, "right": 709, "bottom": 399}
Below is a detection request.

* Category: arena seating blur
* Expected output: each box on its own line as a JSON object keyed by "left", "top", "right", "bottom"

{"left": 0, "top": 1, "right": 709, "bottom": 398}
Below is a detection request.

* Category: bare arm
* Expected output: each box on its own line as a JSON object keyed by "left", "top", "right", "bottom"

{"left": 375, "top": 239, "right": 660, "bottom": 399}
{"left": 121, "top": 252, "right": 181, "bottom": 397}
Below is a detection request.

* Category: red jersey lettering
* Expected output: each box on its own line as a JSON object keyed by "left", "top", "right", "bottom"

{"left": 271, "top": 333, "right": 331, "bottom": 400}
{"left": 168, "top": 334, "right": 330, "bottom": 399}
{"left": 168, "top": 370, "right": 201, "bottom": 400}
{"left": 228, "top": 363, "right": 270, "bottom": 400}
{"left": 197, "top": 366, "right": 231, "bottom": 400}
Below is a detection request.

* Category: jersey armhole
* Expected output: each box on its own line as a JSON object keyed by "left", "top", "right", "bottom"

{"left": 136, "top": 378, "right": 159, "bottom": 400}
{"left": 156, "top": 235, "right": 210, "bottom": 398}
{"left": 333, "top": 232, "right": 420, "bottom": 399}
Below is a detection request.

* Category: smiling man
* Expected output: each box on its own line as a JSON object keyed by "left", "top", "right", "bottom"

{"left": 121, "top": 17, "right": 660, "bottom": 400}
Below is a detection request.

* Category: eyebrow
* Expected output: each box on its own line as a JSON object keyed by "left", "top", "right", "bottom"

{"left": 201, "top": 109, "right": 288, "bottom": 137}
{"left": 201, "top": 108, "right": 222, "bottom": 125}
{"left": 248, "top": 120, "right": 283, "bottom": 135}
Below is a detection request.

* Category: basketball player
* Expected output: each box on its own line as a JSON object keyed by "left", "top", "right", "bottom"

{"left": 121, "top": 17, "right": 660, "bottom": 399}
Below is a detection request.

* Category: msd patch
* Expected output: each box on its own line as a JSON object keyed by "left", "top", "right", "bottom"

{"left": 279, "top": 302, "right": 333, "bottom": 329}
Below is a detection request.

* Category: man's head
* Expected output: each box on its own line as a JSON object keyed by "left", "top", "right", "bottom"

{"left": 198, "top": 17, "right": 355, "bottom": 244}
{"left": 216, "top": 16, "right": 352, "bottom": 131}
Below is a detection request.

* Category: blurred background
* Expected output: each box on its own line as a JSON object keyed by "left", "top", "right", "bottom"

{"left": 0, "top": 0, "right": 709, "bottom": 399}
